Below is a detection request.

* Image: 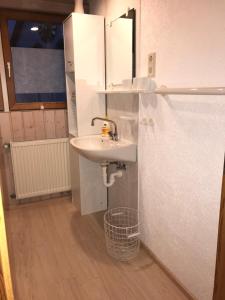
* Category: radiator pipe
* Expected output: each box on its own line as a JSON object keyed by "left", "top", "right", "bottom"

{"left": 3, "top": 143, "right": 10, "bottom": 149}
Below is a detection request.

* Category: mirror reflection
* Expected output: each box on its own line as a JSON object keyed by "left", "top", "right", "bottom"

{"left": 106, "top": 9, "right": 136, "bottom": 87}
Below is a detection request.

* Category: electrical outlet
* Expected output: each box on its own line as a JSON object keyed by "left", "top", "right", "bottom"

{"left": 148, "top": 52, "right": 156, "bottom": 77}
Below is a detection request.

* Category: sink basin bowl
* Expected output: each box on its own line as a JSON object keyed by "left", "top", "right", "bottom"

{"left": 70, "top": 135, "right": 137, "bottom": 163}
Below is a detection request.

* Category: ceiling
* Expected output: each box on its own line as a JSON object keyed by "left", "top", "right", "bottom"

{"left": 0, "top": 0, "right": 90, "bottom": 15}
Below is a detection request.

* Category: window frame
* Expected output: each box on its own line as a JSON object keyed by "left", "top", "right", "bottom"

{"left": 0, "top": 9, "right": 67, "bottom": 111}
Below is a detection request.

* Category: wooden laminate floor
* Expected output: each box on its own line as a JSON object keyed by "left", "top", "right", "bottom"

{"left": 5, "top": 197, "right": 189, "bottom": 300}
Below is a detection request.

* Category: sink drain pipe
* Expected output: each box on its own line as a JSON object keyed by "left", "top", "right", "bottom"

{"left": 101, "top": 163, "right": 123, "bottom": 188}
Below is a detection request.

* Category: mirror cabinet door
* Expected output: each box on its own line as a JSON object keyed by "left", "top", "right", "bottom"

{"left": 106, "top": 9, "right": 136, "bottom": 88}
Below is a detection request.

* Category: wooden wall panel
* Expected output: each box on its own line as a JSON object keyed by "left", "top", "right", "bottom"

{"left": 23, "top": 112, "right": 36, "bottom": 141}
{"left": 0, "top": 113, "right": 12, "bottom": 143}
{"left": 10, "top": 112, "right": 24, "bottom": 142}
{"left": 33, "top": 111, "right": 46, "bottom": 140}
{"left": 44, "top": 110, "right": 56, "bottom": 139}
{"left": 55, "top": 110, "right": 67, "bottom": 138}
{"left": 64, "top": 110, "right": 69, "bottom": 137}
{"left": 0, "top": 109, "right": 68, "bottom": 142}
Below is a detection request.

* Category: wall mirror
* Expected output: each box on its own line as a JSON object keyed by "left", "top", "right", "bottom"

{"left": 106, "top": 8, "right": 136, "bottom": 87}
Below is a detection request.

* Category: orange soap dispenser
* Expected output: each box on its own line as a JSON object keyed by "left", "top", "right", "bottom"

{"left": 101, "top": 119, "right": 110, "bottom": 137}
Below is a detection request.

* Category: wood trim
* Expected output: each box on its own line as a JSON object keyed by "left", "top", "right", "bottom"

{"left": 0, "top": 273, "right": 7, "bottom": 300}
{"left": 0, "top": 2, "right": 72, "bottom": 15}
{"left": 10, "top": 102, "right": 66, "bottom": 111}
{"left": 0, "top": 16, "right": 18, "bottom": 110}
{"left": 0, "top": 193, "right": 14, "bottom": 300}
{"left": 213, "top": 171, "right": 225, "bottom": 300}
{"left": 141, "top": 242, "right": 195, "bottom": 300}
{"left": 0, "top": 131, "right": 10, "bottom": 209}
{"left": 0, "top": 9, "right": 65, "bottom": 23}
{"left": 0, "top": 77, "right": 4, "bottom": 111}
{"left": 0, "top": 146, "right": 14, "bottom": 299}
{"left": 0, "top": 9, "right": 66, "bottom": 111}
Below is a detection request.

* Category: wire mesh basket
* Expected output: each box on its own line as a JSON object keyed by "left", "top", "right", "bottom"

{"left": 104, "top": 207, "right": 140, "bottom": 261}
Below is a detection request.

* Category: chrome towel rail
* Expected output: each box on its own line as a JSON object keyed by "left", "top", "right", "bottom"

{"left": 154, "top": 86, "right": 225, "bottom": 96}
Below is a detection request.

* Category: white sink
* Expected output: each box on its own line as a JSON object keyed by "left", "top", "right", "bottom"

{"left": 70, "top": 135, "right": 137, "bottom": 163}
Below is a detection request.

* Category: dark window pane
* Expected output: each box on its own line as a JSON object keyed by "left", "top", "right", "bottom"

{"left": 8, "top": 20, "right": 66, "bottom": 104}
{"left": 15, "top": 92, "right": 66, "bottom": 103}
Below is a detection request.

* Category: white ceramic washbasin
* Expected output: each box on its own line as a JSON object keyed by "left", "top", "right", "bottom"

{"left": 70, "top": 135, "right": 137, "bottom": 163}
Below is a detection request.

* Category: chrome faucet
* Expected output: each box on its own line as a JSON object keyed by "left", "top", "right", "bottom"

{"left": 91, "top": 117, "right": 118, "bottom": 141}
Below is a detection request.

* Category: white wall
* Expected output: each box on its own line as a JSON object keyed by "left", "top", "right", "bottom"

{"left": 140, "top": 0, "right": 225, "bottom": 86}
{"left": 139, "top": 1, "right": 225, "bottom": 299}
{"left": 90, "top": 0, "right": 225, "bottom": 299}
{"left": 139, "top": 93, "right": 224, "bottom": 300}
{"left": 89, "top": 0, "right": 106, "bottom": 16}
{"left": 90, "top": 0, "right": 137, "bottom": 19}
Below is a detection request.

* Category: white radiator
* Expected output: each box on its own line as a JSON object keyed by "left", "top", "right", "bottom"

{"left": 10, "top": 138, "right": 71, "bottom": 199}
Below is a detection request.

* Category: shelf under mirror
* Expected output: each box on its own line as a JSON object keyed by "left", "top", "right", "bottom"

{"left": 96, "top": 89, "right": 149, "bottom": 94}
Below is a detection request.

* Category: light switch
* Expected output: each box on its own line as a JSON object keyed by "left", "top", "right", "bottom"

{"left": 148, "top": 53, "right": 156, "bottom": 77}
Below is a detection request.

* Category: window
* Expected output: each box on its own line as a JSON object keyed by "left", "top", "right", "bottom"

{"left": 0, "top": 10, "right": 66, "bottom": 110}
{"left": 0, "top": 77, "right": 4, "bottom": 110}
